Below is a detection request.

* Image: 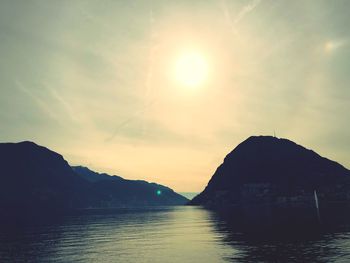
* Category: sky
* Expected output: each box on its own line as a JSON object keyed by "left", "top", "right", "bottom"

{"left": 1, "top": 0, "right": 350, "bottom": 192}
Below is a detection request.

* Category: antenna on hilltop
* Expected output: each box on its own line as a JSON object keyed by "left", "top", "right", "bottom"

{"left": 273, "top": 130, "right": 277, "bottom": 138}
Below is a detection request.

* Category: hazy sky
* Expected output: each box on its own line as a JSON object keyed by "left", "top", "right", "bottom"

{"left": 1, "top": 0, "right": 350, "bottom": 192}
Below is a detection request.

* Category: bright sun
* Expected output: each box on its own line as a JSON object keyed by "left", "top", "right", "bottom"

{"left": 174, "top": 51, "right": 209, "bottom": 88}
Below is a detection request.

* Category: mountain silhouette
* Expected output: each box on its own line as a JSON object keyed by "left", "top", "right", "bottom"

{"left": 72, "top": 165, "right": 188, "bottom": 206}
{"left": 0, "top": 141, "right": 188, "bottom": 218}
{"left": 72, "top": 166, "right": 123, "bottom": 182}
{"left": 189, "top": 136, "right": 350, "bottom": 209}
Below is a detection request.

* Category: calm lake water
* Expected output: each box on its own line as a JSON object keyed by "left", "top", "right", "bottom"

{"left": 1, "top": 206, "right": 350, "bottom": 262}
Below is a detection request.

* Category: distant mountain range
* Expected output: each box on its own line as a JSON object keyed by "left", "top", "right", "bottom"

{"left": 189, "top": 136, "right": 350, "bottom": 210}
{"left": 71, "top": 165, "right": 188, "bottom": 207}
{"left": 0, "top": 141, "right": 188, "bottom": 217}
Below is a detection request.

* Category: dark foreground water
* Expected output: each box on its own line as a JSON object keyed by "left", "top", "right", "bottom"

{"left": 1, "top": 206, "right": 350, "bottom": 262}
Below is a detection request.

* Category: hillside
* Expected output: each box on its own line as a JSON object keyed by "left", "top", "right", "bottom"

{"left": 0, "top": 141, "right": 188, "bottom": 217}
{"left": 189, "top": 136, "right": 350, "bottom": 208}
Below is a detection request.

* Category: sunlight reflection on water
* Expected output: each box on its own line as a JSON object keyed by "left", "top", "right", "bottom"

{"left": 0, "top": 206, "right": 350, "bottom": 262}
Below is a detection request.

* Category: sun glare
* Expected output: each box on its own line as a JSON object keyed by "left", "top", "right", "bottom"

{"left": 174, "top": 51, "right": 209, "bottom": 88}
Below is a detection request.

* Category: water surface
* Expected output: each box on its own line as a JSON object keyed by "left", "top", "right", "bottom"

{"left": 1, "top": 206, "right": 350, "bottom": 262}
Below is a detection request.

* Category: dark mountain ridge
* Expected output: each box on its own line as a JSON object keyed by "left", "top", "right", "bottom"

{"left": 72, "top": 165, "right": 188, "bottom": 206}
{"left": 0, "top": 141, "right": 188, "bottom": 218}
{"left": 189, "top": 136, "right": 350, "bottom": 208}
{"left": 0, "top": 141, "right": 90, "bottom": 212}
{"left": 72, "top": 166, "right": 123, "bottom": 182}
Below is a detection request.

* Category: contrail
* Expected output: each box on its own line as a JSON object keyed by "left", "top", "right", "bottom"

{"left": 42, "top": 83, "right": 79, "bottom": 122}
{"left": 234, "top": 0, "right": 261, "bottom": 24}
{"left": 145, "top": 7, "right": 160, "bottom": 100}
{"left": 104, "top": 100, "right": 156, "bottom": 142}
{"left": 220, "top": 0, "right": 240, "bottom": 38}
{"left": 15, "top": 79, "right": 59, "bottom": 121}
{"left": 221, "top": 0, "right": 262, "bottom": 37}
{"left": 104, "top": 6, "right": 160, "bottom": 143}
